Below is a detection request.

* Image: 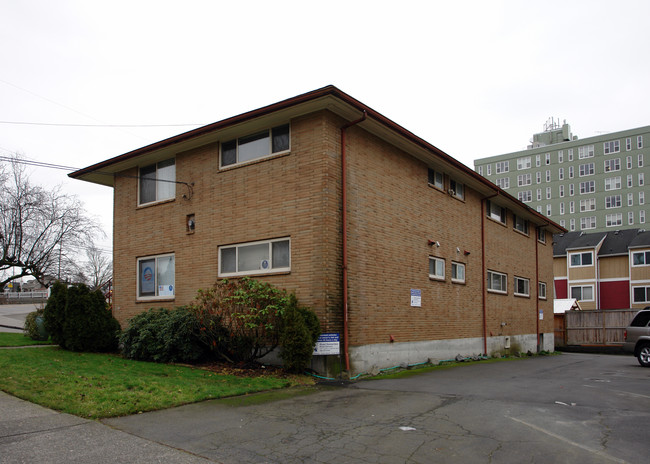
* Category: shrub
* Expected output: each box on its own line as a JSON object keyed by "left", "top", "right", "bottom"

{"left": 279, "top": 296, "right": 320, "bottom": 372}
{"left": 43, "top": 282, "right": 120, "bottom": 352}
{"left": 23, "top": 308, "right": 48, "bottom": 341}
{"left": 188, "top": 278, "right": 290, "bottom": 363}
{"left": 120, "top": 307, "right": 206, "bottom": 363}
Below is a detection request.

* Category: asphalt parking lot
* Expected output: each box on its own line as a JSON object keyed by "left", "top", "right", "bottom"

{"left": 100, "top": 352, "right": 649, "bottom": 464}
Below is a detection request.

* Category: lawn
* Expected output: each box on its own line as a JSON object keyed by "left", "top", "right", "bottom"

{"left": 0, "top": 332, "right": 53, "bottom": 347}
{"left": 0, "top": 346, "right": 302, "bottom": 419}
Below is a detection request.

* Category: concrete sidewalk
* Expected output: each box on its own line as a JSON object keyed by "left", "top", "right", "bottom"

{"left": 0, "top": 391, "right": 215, "bottom": 463}
{"left": 0, "top": 304, "right": 37, "bottom": 333}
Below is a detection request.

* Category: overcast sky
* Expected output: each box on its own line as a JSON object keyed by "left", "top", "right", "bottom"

{"left": 2, "top": 0, "right": 649, "bottom": 255}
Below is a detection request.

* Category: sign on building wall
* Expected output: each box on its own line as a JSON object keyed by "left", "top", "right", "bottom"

{"left": 313, "top": 333, "right": 340, "bottom": 355}
{"left": 410, "top": 289, "right": 422, "bottom": 307}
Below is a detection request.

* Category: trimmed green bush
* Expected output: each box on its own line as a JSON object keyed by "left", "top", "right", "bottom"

{"left": 279, "top": 296, "right": 321, "bottom": 372}
{"left": 119, "top": 307, "right": 206, "bottom": 363}
{"left": 43, "top": 281, "right": 67, "bottom": 346}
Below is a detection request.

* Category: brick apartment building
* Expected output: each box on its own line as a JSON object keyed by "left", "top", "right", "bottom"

{"left": 71, "top": 86, "right": 564, "bottom": 374}
{"left": 553, "top": 228, "right": 650, "bottom": 310}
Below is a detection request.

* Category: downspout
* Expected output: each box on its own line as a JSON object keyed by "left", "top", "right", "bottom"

{"left": 535, "top": 226, "right": 540, "bottom": 351}
{"left": 340, "top": 111, "right": 367, "bottom": 372}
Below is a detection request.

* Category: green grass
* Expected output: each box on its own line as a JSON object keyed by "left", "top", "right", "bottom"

{"left": 0, "top": 332, "right": 53, "bottom": 347}
{"left": 0, "top": 347, "right": 294, "bottom": 419}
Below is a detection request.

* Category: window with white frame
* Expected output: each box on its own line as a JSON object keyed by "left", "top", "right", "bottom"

{"left": 580, "top": 198, "right": 596, "bottom": 212}
{"left": 429, "top": 256, "right": 445, "bottom": 280}
{"left": 486, "top": 164, "right": 491, "bottom": 175}
{"left": 536, "top": 206, "right": 542, "bottom": 213}
{"left": 627, "top": 174, "right": 634, "bottom": 188}
{"left": 139, "top": 159, "right": 176, "bottom": 205}
{"left": 536, "top": 155, "right": 541, "bottom": 167}
{"left": 546, "top": 204, "right": 552, "bottom": 216}
{"left": 580, "top": 216, "right": 597, "bottom": 230}
{"left": 428, "top": 168, "right": 444, "bottom": 189}
{"left": 627, "top": 155, "right": 633, "bottom": 169}
{"left": 449, "top": 179, "right": 464, "bottom": 200}
{"left": 514, "top": 276, "right": 530, "bottom": 297}
{"left": 604, "top": 177, "right": 621, "bottom": 191}
{"left": 559, "top": 202, "right": 565, "bottom": 215}
{"left": 570, "top": 218, "right": 576, "bottom": 231}
{"left": 545, "top": 153, "right": 551, "bottom": 165}
{"left": 451, "top": 262, "right": 465, "bottom": 283}
{"left": 626, "top": 138, "right": 632, "bottom": 151}
{"left": 570, "top": 201, "right": 575, "bottom": 213}
{"left": 569, "top": 183, "right": 575, "bottom": 196}
{"left": 640, "top": 191, "right": 645, "bottom": 205}
{"left": 495, "top": 177, "right": 510, "bottom": 189}
{"left": 604, "top": 140, "right": 620, "bottom": 154}
{"left": 536, "top": 171, "right": 542, "bottom": 184}
{"left": 571, "top": 285, "right": 594, "bottom": 301}
{"left": 513, "top": 214, "right": 529, "bottom": 234}
{"left": 221, "top": 124, "right": 290, "bottom": 167}
{"left": 606, "top": 213, "right": 622, "bottom": 227}
{"left": 633, "top": 286, "right": 650, "bottom": 304}
{"left": 641, "top": 210, "right": 646, "bottom": 224}
{"left": 538, "top": 281, "right": 547, "bottom": 300}
{"left": 559, "top": 167, "right": 564, "bottom": 180}
{"left": 638, "top": 135, "right": 644, "bottom": 149}
{"left": 568, "top": 149, "right": 574, "bottom": 161}
{"left": 560, "top": 219, "right": 566, "bottom": 228}
{"left": 546, "top": 170, "right": 551, "bottom": 182}
{"left": 629, "top": 211, "right": 634, "bottom": 225}
{"left": 639, "top": 154, "right": 644, "bottom": 167}
{"left": 219, "top": 238, "right": 290, "bottom": 277}
{"left": 537, "top": 228, "right": 546, "bottom": 243}
{"left": 559, "top": 185, "right": 565, "bottom": 197}
{"left": 517, "top": 157, "right": 531, "bottom": 170}
{"left": 477, "top": 166, "right": 483, "bottom": 175}
{"left": 605, "top": 195, "right": 622, "bottom": 209}
{"left": 536, "top": 189, "right": 542, "bottom": 201}
{"left": 496, "top": 161, "right": 510, "bottom": 173}
{"left": 518, "top": 190, "right": 532, "bottom": 202}
{"left": 486, "top": 200, "right": 506, "bottom": 224}
{"left": 639, "top": 173, "right": 645, "bottom": 186}
{"left": 558, "top": 150, "right": 564, "bottom": 163}
{"left": 138, "top": 254, "right": 175, "bottom": 299}
{"left": 546, "top": 187, "right": 551, "bottom": 200}
{"left": 578, "top": 145, "right": 595, "bottom": 158}
{"left": 628, "top": 193, "right": 634, "bottom": 206}
{"left": 569, "top": 166, "right": 574, "bottom": 178}
{"left": 517, "top": 173, "right": 532, "bottom": 186}
{"left": 632, "top": 250, "right": 650, "bottom": 266}
{"left": 579, "top": 163, "right": 595, "bottom": 177}
{"left": 487, "top": 270, "right": 507, "bottom": 294}
{"left": 604, "top": 158, "right": 621, "bottom": 172}
{"left": 579, "top": 181, "right": 595, "bottom": 194}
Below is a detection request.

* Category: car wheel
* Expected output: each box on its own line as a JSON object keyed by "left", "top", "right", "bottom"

{"left": 637, "top": 343, "right": 650, "bottom": 367}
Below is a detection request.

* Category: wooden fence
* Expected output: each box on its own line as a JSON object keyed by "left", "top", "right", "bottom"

{"left": 558, "top": 309, "right": 638, "bottom": 346}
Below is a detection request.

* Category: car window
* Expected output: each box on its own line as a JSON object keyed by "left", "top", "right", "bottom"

{"left": 630, "top": 311, "right": 650, "bottom": 327}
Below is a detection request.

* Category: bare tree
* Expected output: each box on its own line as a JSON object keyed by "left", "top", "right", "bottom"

{"left": 83, "top": 245, "right": 112, "bottom": 290}
{"left": 0, "top": 156, "right": 102, "bottom": 289}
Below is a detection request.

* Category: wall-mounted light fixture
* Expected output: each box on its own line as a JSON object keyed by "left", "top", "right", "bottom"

{"left": 428, "top": 240, "right": 440, "bottom": 247}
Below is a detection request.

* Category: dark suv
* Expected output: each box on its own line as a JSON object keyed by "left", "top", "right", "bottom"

{"left": 623, "top": 308, "right": 650, "bottom": 367}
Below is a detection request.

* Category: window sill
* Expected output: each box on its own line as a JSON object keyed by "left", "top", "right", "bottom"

{"left": 429, "top": 276, "right": 445, "bottom": 282}
{"left": 487, "top": 289, "right": 507, "bottom": 296}
{"left": 137, "top": 198, "right": 175, "bottom": 210}
{"left": 451, "top": 279, "right": 466, "bottom": 285}
{"left": 136, "top": 297, "right": 175, "bottom": 304}
{"left": 218, "top": 270, "right": 291, "bottom": 279}
{"left": 487, "top": 216, "right": 507, "bottom": 227}
{"left": 514, "top": 293, "right": 530, "bottom": 299}
{"left": 513, "top": 229, "right": 530, "bottom": 238}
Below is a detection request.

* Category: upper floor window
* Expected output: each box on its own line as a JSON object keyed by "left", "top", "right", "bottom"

{"left": 518, "top": 190, "right": 532, "bottom": 202}
{"left": 571, "top": 285, "right": 594, "bottom": 301}
{"left": 579, "top": 163, "right": 594, "bottom": 177}
{"left": 558, "top": 150, "right": 564, "bottom": 163}
{"left": 605, "top": 195, "right": 622, "bottom": 209}
{"left": 139, "top": 159, "right": 176, "bottom": 205}
{"left": 580, "top": 198, "right": 596, "bottom": 212}
{"left": 517, "top": 157, "right": 531, "bottom": 170}
{"left": 477, "top": 166, "right": 483, "bottom": 175}
{"left": 570, "top": 251, "right": 593, "bottom": 267}
{"left": 536, "top": 155, "right": 541, "bottom": 167}
{"left": 486, "top": 164, "right": 492, "bottom": 175}
{"left": 428, "top": 168, "right": 444, "bottom": 189}
{"left": 638, "top": 135, "right": 644, "bottom": 149}
{"left": 604, "top": 158, "right": 620, "bottom": 172}
{"left": 517, "top": 173, "right": 532, "bottom": 186}
{"left": 633, "top": 251, "right": 650, "bottom": 266}
{"left": 221, "top": 124, "right": 290, "bottom": 167}
{"left": 639, "top": 154, "right": 644, "bottom": 167}
{"left": 496, "top": 161, "right": 510, "bottom": 173}
{"left": 606, "top": 213, "right": 623, "bottom": 227}
{"left": 605, "top": 176, "right": 621, "bottom": 191}
{"left": 578, "top": 145, "right": 594, "bottom": 159}
{"left": 486, "top": 200, "right": 506, "bottom": 224}
{"left": 568, "top": 149, "right": 574, "bottom": 161}
{"left": 626, "top": 138, "right": 632, "bottom": 151}
{"left": 449, "top": 179, "right": 464, "bottom": 200}
{"left": 219, "top": 238, "right": 290, "bottom": 277}
{"left": 545, "top": 153, "right": 551, "bottom": 165}
{"left": 537, "top": 228, "right": 546, "bottom": 243}
{"left": 580, "top": 216, "right": 597, "bottom": 230}
{"left": 495, "top": 177, "right": 510, "bottom": 189}
{"left": 451, "top": 262, "right": 466, "bottom": 283}
{"left": 627, "top": 156, "right": 633, "bottom": 169}
{"left": 514, "top": 276, "right": 530, "bottom": 297}
{"left": 513, "top": 214, "right": 529, "bottom": 235}
{"left": 604, "top": 140, "right": 620, "bottom": 154}
{"left": 538, "top": 281, "right": 547, "bottom": 300}
{"left": 429, "top": 256, "right": 445, "bottom": 280}
{"left": 579, "top": 180, "right": 595, "bottom": 194}
{"left": 138, "top": 253, "right": 175, "bottom": 299}
{"left": 487, "top": 270, "right": 507, "bottom": 294}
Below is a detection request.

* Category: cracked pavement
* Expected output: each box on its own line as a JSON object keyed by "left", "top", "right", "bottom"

{"left": 99, "top": 353, "right": 648, "bottom": 463}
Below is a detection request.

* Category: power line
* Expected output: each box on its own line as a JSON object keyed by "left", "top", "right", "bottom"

{"left": 0, "top": 120, "right": 205, "bottom": 128}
